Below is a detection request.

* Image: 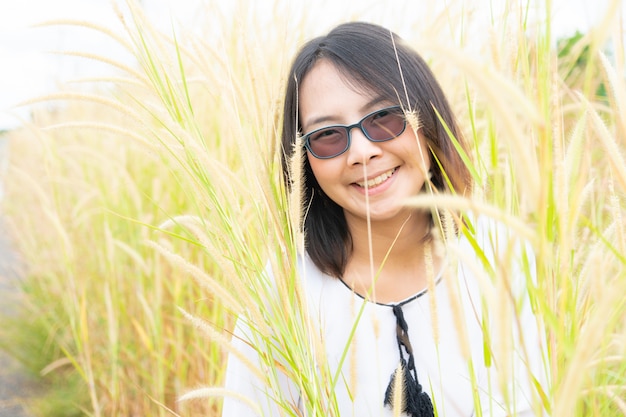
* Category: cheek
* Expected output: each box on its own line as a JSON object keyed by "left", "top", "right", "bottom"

{"left": 418, "top": 136, "right": 433, "bottom": 171}
{"left": 307, "top": 155, "right": 342, "bottom": 190}
{"left": 307, "top": 154, "right": 321, "bottom": 178}
{"left": 307, "top": 155, "right": 329, "bottom": 185}
{"left": 397, "top": 133, "right": 431, "bottom": 171}
{"left": 416, "top": 140, "right": 432, "bottom": 170}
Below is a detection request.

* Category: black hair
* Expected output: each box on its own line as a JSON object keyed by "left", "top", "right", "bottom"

{"left": 281, "top": 21, "right": 471, "bottom": 278}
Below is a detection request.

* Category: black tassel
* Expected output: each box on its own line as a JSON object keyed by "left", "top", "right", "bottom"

{"left": 383, "top": 305, "right": 434, "bottom": 417}
{"left": 383, "top": 357, "right": 434, "bottom": 416}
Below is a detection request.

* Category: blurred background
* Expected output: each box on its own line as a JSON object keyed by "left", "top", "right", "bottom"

{"left": 0, "top": 0, "right": 623, "bottom": 131}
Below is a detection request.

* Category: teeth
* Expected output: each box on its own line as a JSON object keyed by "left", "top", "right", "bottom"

{"left": 356, "top": 168, "right": 396, "bottom": 188}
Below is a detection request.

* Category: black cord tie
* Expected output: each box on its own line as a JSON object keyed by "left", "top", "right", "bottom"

{"left": 383, "top": 304, "right": 434, "bottom": 416}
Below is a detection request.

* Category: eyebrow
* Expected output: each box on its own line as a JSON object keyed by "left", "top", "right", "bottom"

{"left": 302, "top": 96, "right": 389, "bottom": 132}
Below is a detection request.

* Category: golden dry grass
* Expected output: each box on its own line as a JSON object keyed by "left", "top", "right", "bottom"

{"left": 1, "top": 0, "right": 625, "bottom": 415}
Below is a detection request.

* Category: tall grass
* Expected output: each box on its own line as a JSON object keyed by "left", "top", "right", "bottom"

{"left": 1, "top": 0, "right": 625, "bottom": 416}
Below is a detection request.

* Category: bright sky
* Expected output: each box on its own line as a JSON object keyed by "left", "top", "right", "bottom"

{"left": 0, "top": 0, "right": 623, "bottom": 130}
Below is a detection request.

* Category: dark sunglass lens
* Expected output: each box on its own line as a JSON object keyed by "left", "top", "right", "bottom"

{"left": 363, "top": 108, "right": 405, "bottom": 141}
{"left": 307, "top": 127, "right": 348, "bottom": 158}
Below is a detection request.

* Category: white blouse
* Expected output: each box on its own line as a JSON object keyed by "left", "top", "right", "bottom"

{"left": 222, "top": 216, "right": 548, "bottom": 416}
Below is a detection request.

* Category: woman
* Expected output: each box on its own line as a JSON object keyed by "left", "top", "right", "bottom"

{"left": 222, "top": 21, "right": 547, "bottom": 416}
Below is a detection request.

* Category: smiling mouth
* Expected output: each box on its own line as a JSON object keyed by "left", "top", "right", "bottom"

{"left": 355, "top": 168, "right": 397, "bottom": 188}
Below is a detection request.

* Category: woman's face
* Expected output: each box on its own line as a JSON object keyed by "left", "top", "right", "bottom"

{"left": 299, "top": 60, "right": 431, "bottom": 227}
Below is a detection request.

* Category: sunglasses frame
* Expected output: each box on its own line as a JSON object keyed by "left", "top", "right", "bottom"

{"left": 301, "top": 105, "right": 406, "bottom": 159}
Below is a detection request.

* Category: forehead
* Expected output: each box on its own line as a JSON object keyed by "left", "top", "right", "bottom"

{"left": 299, "top": 59, "right": 376, "bottom": 100}
{"left": 298, "top": 60, "right": 381, "bottom": 126}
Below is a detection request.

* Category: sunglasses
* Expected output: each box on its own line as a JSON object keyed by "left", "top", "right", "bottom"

{"left": 301, "top": 105, "right": 407, "bottom": 159}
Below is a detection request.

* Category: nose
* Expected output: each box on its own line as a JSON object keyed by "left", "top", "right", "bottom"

{"left": 346, "top": 126, "right": 382, "bottom": 165}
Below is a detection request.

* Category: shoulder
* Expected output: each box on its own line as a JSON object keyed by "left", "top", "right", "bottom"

{"left": 296, "top": 251, "right": 337, "bottom": 296}
{"left": 451, "top": 212, "right": 537, "bottom": 297}
{"left": 457, "top": 213, "right": 535, "bottom": 266}
{"left": 460, "top": 212, "right": 530, "bottom": 245}
{"left": 261, "top": 252, "right": 337, "bottom": 296}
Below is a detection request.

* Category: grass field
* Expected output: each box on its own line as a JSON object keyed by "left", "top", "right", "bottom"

{"left": 1, "top": 0, "right": 625, "bottom": 415}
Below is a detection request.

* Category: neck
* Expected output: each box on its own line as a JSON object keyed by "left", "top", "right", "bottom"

{"left": 347, "top": 210, "right": 431, "bottom": 267}
{"left": 342, "top": 210, "right": 440, "bottom": 303}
